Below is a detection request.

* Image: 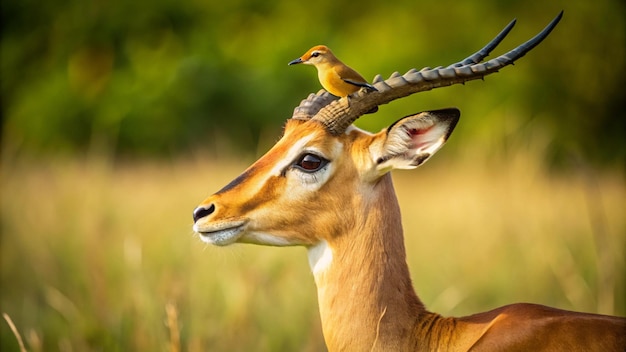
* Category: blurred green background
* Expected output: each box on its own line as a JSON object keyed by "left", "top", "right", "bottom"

{"left": 2, "top": 0, "right": 625, "bottom": 351}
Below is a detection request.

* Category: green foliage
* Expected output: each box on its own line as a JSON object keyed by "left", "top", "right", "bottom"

{"left": 2, "top": 0, "right": 625, "bottom": 165}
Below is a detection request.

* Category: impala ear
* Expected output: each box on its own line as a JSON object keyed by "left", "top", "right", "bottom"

{"left": 374, "top": 108, "right": 460, "bottom": 173}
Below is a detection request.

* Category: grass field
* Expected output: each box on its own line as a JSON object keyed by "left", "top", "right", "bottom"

{"left": 1, "top": 147, "right": 624, "bottom": 351}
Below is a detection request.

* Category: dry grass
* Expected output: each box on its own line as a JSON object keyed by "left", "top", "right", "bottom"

{"left": 1, "top": 148, "right": 624, "bottom": 351}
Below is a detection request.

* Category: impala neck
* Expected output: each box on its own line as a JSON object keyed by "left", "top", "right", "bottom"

{"left": 308, "top": 174, "right": 431, "bottom": 351}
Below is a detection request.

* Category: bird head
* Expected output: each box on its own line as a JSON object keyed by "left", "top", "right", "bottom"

{"left": 288, "top": 45, "right": 335, "bottom": 66}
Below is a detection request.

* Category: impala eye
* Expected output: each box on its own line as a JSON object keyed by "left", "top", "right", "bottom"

{"left": 294, "top": 153, "right": 328, "bottom": 173}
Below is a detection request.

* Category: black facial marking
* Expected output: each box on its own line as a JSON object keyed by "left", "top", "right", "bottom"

{"left": 217, "top": 167, "right": 255, "bottom": 194}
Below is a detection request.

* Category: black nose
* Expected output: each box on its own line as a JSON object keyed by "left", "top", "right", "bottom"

{"left": 193, "top": 204, "right": 215, "bottom": 223}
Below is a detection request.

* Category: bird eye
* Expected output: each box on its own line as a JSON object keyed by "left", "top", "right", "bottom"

{"left": 311, "top": 51, "right": 320, "bottom": 58}
{"left": 294, "top": 153, "right": 328, "bottom": 172}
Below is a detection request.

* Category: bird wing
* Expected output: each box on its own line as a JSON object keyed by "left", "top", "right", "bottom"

{"left": 335, "top": 65, "right": 378, "bottom": 91}
{"left": 342, "top": 78, "right": 378, "bottom": 91}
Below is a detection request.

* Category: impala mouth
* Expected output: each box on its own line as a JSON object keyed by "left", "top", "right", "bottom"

{"left": 194, "top": 221, "right": 246, "bottom": 246}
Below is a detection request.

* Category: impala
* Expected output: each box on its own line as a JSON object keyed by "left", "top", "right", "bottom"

{"left": 192, "top": 11, "right": 626, "bottom": 351}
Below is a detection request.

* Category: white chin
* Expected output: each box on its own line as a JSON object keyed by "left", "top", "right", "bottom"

{"left": 197, "top": 227, "right": 244, "bottom": 246}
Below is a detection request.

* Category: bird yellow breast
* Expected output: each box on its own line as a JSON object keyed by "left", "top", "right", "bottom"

{"left": 317, "top": 66, "right": 361, "bottom": 98}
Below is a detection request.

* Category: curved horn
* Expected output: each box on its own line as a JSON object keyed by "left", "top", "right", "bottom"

{"left": 447, "top": 18, "right": 516, "bottom": 68}
{"left": 291, "top": 90, "right": 338, "bottom": 121}
{"left": 306, "top": 11, "right": 562, "bottom": 135}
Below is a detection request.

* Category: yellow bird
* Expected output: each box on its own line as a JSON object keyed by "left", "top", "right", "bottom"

{"left": 288, "top": 45, "right": 378, "bottom": 98}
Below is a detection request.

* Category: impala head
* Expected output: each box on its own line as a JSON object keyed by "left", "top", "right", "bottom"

{"left": 192, "top": 105, "right": 459, "bottom": 247}
{"left": 288, "top": 45, "right": 336, "bottom": 67}
{"left": 193, "top": 12, "right": 562, "bottom": 249}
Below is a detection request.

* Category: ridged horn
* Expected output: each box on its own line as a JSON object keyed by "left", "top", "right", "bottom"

{"left": 292, "top": 11, "right": 562, "bottom": 135}
{"left": 291, "top": 90, "right": 338, "bottom": 121}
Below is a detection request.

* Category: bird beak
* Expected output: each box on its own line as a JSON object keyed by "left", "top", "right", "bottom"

{"left": 288, "top": 57, "right": 303, "bottom": 65}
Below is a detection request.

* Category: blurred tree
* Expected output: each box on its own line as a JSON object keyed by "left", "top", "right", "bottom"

{"left": 1, "top": 0, "right": 624, "bottom": 166}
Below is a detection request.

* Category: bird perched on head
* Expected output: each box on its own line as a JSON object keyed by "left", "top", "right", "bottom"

{"left": 288, "top": 45, "right": 378, "bottom": 98}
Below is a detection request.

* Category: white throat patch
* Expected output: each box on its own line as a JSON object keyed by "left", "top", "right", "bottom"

{"left": 307, "top": 240, "right": 333, "bottom": 276}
